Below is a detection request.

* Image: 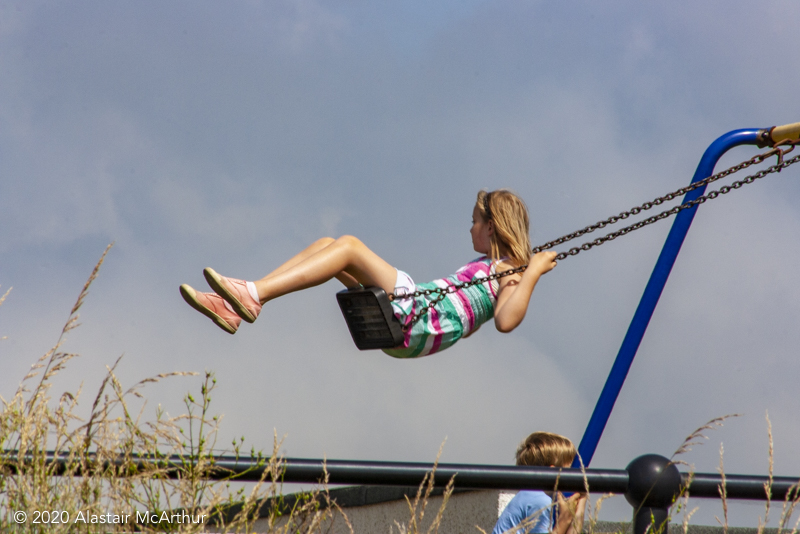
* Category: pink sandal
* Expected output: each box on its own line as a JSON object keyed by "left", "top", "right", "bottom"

{"left": 180, "top": 284, "right": 242, "bottom": 334}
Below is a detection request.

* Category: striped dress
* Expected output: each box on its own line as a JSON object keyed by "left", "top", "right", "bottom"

{"left": 382, "top": 257, "right": 502, "bottom": 359}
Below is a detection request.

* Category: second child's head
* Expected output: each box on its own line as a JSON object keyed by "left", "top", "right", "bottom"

{"left": 475, "top": 189, "right": 532, "bottom": 267}
{"left": 515, "top": 431, "right": 577, "bottom": 468}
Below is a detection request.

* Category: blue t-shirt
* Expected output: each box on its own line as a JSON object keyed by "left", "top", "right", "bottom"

{"left": 492, "top": 490, "right": 552, "bottom": 534}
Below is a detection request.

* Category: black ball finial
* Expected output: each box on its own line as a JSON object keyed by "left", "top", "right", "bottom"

{"left": 625, "top": 454, "right": 682, "bottom": 508}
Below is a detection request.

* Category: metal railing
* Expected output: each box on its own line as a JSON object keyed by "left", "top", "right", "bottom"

{"left": 18, "top": 451, "right": 800, "bottom": 534}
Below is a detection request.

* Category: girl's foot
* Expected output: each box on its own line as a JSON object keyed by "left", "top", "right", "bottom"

{"left": 203, "top": 268, "right": 262, "bottom": 323}
{"left": 180, "top": 284, "right": 241, "bottom": 334}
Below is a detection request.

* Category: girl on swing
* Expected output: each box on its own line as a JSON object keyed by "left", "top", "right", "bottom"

{"left": 180, "top": 189, "right": 558, "bottom": 358}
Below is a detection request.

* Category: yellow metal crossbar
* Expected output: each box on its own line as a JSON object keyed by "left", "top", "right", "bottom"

{"left": 771, "top": 121, "right": 800, "bottom": 143}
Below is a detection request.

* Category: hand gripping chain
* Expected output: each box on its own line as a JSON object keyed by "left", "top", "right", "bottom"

{"left": 391, "top": 139, "right": 800, "bottom": 330}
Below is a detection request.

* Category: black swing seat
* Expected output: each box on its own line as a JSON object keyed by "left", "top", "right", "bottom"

{"left": 336, "top": 287, "right": 405, "bottom": 350}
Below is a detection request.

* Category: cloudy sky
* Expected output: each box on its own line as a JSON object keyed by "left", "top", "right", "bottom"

{"left": 2, "top": 0, "right": 799, "bottom": 526}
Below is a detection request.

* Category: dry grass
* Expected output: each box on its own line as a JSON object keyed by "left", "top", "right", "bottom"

{"left": 391, "top": 440, "right": 456, "bottom": 534}
{"left": 0, "top": 245, "right": 350, "bottom": 533}
{"left": 667, "top": 415, "right": 800, "bottom": 534}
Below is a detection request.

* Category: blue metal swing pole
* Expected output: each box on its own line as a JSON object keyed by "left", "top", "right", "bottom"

{"left": 573, "top": 127, "right": 764, "bottom": 468}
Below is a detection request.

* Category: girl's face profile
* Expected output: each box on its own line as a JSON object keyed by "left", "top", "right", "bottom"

{"left": 470, "top": 205, "right": 493, "bottom": 254}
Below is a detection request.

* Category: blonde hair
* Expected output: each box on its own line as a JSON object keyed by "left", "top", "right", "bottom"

{"left": 476, "top": 189, "right": 531, "bottom": 267}
{"left": 515, "top": 431, "right": 577, "bottom": 467}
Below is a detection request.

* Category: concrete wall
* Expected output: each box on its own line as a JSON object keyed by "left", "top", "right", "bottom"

{"left": 251, "top": 487, "right": 515, "bottom": 533}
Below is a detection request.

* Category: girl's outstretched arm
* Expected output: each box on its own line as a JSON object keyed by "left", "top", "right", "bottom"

{"left": 493, "top": 251, "right": 558, "bottom": 333}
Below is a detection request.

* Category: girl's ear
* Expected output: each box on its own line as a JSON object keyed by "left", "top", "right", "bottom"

{"left": 486, "top": 219, "right": 495, "bottom": 235}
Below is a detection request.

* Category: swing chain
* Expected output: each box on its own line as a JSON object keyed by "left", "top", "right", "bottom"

{"left": 391, "top": 139, "right": 799, "bottom": 331}
{"left": 530, "top": 139, "right": 798, "bottom": 256}
{"left": 550, "top": 139, "right": 799, "bottom": 260}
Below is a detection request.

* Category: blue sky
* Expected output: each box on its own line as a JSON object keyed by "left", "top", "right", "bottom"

{"left": 2, "top": 0, "right": 800, "bottom": 526}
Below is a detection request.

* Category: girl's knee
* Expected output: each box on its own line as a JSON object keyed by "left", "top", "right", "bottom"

{"left": 335, "top": 235, "right": 364, "bottom": 249}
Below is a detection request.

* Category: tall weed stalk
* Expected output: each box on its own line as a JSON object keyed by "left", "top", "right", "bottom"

{"left": 0, "top": 246, "right": 342, "bottom": 533}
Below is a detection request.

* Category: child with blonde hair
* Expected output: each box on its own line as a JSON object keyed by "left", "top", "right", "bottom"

{"left": 180, "top": 189, "right": 558, "bottom": 358}
{"left": 493, "top": 432, "right": 587, "bottom": 534}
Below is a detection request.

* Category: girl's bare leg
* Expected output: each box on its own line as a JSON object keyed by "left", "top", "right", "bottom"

{"left": 253, "top": 235, "right": 397, "bottom": 304}
{"left": 259, "top": 238, "right": 360, "bottom": 288}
